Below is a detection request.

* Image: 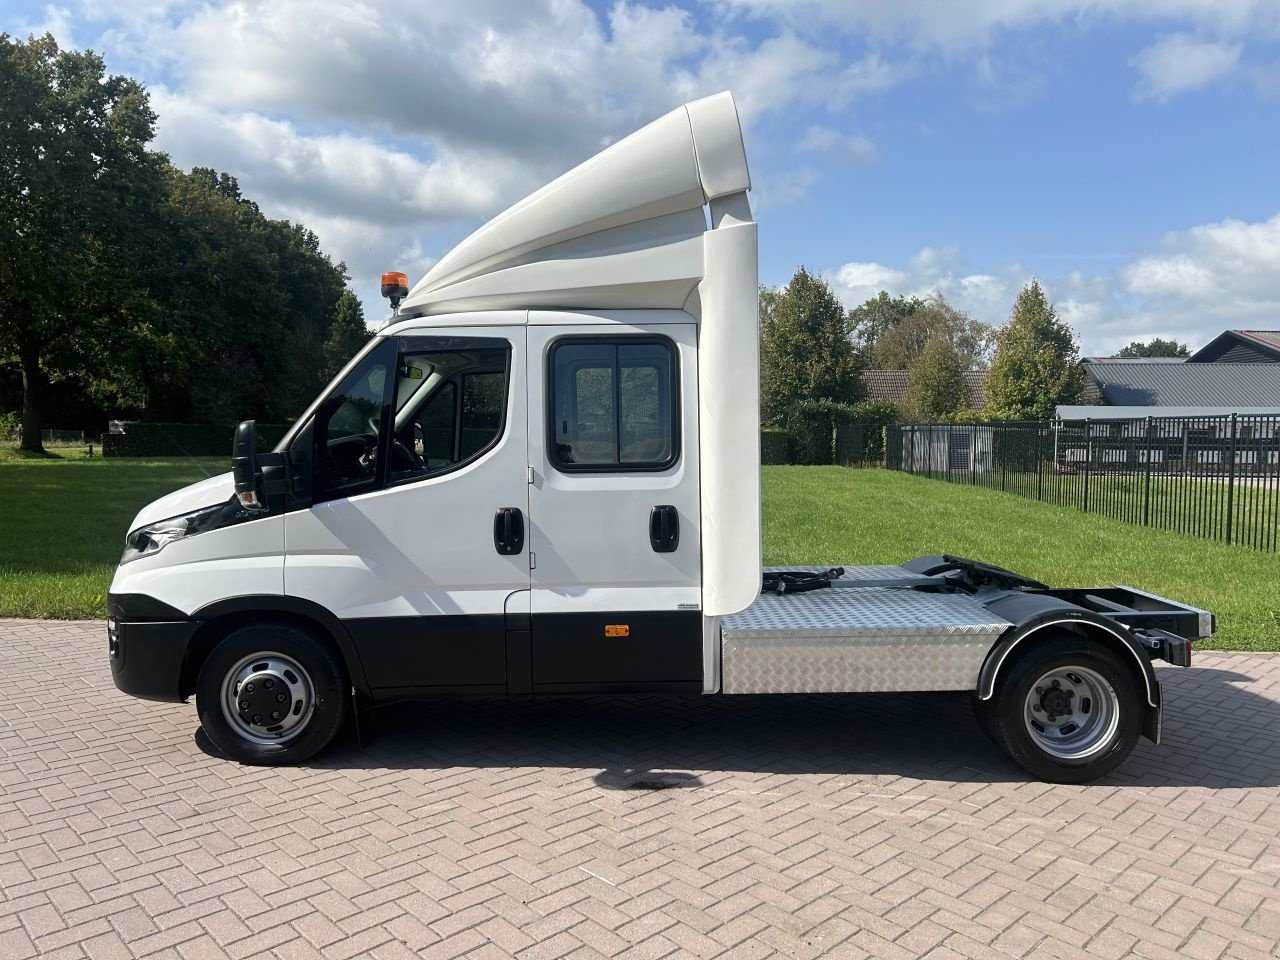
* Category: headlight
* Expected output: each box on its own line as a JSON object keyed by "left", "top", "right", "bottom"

{"left": 121, "top": 502, "right": 231, "bottom": 564}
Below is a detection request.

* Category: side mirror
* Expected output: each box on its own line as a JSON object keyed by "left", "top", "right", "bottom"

{"left": 232, "top": 420, "right": 266, "bottom": 511}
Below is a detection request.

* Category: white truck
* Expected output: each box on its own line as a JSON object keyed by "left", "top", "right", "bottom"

{"left": 108, "top": 92, "right": 1211, "bottom": 783}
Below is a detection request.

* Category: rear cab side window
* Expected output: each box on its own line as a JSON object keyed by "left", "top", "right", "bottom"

{"left": 549, "top": 337, "right": 679, "bottom": 472}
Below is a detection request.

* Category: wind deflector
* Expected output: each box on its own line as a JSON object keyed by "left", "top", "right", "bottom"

{"left": 397, "top": 92, "right": 751, "bottom": 317}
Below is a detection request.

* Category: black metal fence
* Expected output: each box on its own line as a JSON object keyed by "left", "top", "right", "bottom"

{"left": 885, "top": 415, "right": 1280, "bottom": 551}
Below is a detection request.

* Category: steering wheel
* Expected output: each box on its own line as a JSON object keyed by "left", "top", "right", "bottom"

{"left": 354, "top": 433, "right": 380, "bottom": 472}
{"left": 390, "top": 438, "right": 427, "bottom": 474}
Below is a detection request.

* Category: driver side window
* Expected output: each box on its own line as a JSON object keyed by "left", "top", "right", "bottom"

{"left": 389, "top": 336, "right": 511, "bottom": 485}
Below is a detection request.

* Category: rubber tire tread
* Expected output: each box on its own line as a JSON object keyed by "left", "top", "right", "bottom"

{"left": 196, "top": 623, "right": 348, "bottom": 766}
{"left": 988, "top": 636, "right": 1142, "bottom": 784}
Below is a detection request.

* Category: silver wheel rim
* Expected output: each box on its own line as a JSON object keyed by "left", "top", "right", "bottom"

{"left": 1022, "top": 665, "right": 1120, "bottom": 760}
{"left": 220, "top": 651, "right": 315, "bottom": 745}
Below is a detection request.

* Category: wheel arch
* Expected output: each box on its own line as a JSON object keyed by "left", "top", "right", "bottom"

{"left": 977, "top": 601, "right": 1162, "bottom": 744}
{"left": 182, "top": 596, "right": 370, "bottom": 701}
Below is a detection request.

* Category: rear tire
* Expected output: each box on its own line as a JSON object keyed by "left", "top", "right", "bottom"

{"left": 981, "top": 636, "right": 1142, "bottom": 784}
{"left": 196, "top": 623, "right": 348, "bottom": 765}
{"left": 970, "top": 693, "right": 1000, "bottom": 746}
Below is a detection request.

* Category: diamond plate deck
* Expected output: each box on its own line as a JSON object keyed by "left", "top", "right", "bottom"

{"left": 720, "top": 566, "right": 1013, "bottom": 694}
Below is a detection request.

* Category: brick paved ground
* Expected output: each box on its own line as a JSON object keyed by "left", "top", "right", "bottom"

{"left": 2, "top": 620, "right": 1278, "bottom": 960}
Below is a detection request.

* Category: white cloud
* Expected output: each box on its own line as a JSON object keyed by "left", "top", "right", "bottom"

{"left": 798, "top": 125, "right": 877, "bottom": 164}
{"left": 50, "top": 0, "right": 914, "bottom": 320}
{"left": 753, "top": 167, "right": 819, "bottom": 210}
{"left": 13, "top": 3, "right": 78, "bottom": 45}
{"left": 1130, "top": 34, "right": 1243, "bottom": 100}
{"left": 28, "top": 0, "right": 1278, "bottom": 334}
{"left": 1118, "top": 212, "right": 1280, "bottom": 322}
{"left": 827, "top": 211, "right": 1280, "bottom": 354}
{"left": 153, "top": 1, "right": 898, "bottom": 169}
{"left": 829, "top": 245, "right": 1033, "bottom": 326}
{"left": 834, "top": 261, "right": 908, "bottom": 290}
{"left": 150, "top": 91, "right": 504, "bottom": 229}
{"left": 149, "top": 88, "right": 507, "bottom": 321}
{"left": 1123, "top": 253, "right": 1218, "bottom": 297}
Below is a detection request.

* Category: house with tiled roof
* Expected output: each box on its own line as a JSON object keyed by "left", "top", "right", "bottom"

{"left": 860, "top": 369, "right": 987, "bottom": 412}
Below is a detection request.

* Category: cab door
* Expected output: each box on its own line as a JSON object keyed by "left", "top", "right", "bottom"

{"left": 525, "top": 313, "right": 702, "bottom": 692}
{"left": 284, "top": 324, "right": 530, "bottom": 696}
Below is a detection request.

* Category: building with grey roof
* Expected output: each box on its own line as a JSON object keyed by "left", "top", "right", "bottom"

{"left": 1079, "top": 360, "right": 1280, "bottom": 407}
{"left": 1188, "top": 330, "right": 1280, "bottom": 364}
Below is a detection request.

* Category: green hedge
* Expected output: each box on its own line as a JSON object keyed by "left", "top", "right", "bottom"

{"left": 761, "top": 429, "right": 790, "bottom": 464}
{"left": 773, "top": 399, "right": 899, "bottom": 466}
{"left": 103, "top": 422, "right": 290, "bottom": 458}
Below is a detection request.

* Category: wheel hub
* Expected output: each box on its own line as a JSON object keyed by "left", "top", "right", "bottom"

{"left": 1039, "top": 687, "right": 1072, "bottom": 716}
{"left": 236, "top": 670, "right": 295, "bottom": 727}
{"left": 220, "top": 652, "right": 315, "bottom": 745}
{"left": 1022, "top": 666, "right": 1120, "bottom": 761}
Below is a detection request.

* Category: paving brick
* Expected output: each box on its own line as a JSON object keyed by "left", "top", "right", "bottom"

{"left": 1, "top": 622, "right": 1278, "bottom": 960}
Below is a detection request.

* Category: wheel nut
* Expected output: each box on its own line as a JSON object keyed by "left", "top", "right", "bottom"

{"left": 276, "top": 693, "right": 286, "bottom": 703}
{"left": 1035, "top": 687, "right": 1044, "bottom": 694}
{"left": 239, "top": 700, "right": 249, "bottom": 711}
{"left": 1046, "top": 715, "right": 1056, "bottom": 722}
{"left": 252, "top": 714, "right": 262, "bottom": 724}
{"left": 264, "top": 679, "right": 274, "bottom": 689}
{"left": 245, "top": 683, "right": 255, "bottom": 693}
{"left": 271, "top": 711, "right": 281, "bottom": 720}
{"left": 1066, "top": 690, "right": 1075, "bottom": 698}
{"left": 1051, "top": 679, "right": 1061, "bottom": 688}
{"left": 1032, "top": 704, "right": 1042, "bottom": 712}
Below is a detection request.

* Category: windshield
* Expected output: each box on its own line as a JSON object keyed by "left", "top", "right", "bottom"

{"left": 272, "top": 335, "right": 389, "bottom": 453}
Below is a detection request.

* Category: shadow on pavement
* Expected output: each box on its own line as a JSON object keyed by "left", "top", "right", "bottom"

{"left": 281, "top": 662, "right": 1280, "bottom": 789}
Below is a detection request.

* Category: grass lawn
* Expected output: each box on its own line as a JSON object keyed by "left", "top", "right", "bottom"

{"left": 0, "top": 452, "right": 225, "bottom": 618}
{"left": 764, "top": 467, "right": 1277, "bottom": 652}
{"left": 0, "top": 453, "right": 1275, "bottom": 650}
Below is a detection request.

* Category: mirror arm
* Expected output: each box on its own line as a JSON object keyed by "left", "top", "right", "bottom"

{"left": 258, "top": 452, "right": 291, "bottom": 497}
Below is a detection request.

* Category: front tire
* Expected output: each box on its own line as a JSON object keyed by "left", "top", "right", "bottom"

{"left": 977, "top": 636, "right": 1142, "bottom": 784}
{"left": 196, "top": 623, "right": 348, "bottom": 765}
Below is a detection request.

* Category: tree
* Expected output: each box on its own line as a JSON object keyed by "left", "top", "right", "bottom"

{"left": 868, "top": 293, "right": 993, "bottom": 370}
{"left": 0, "top": 34, "right": 158, "bottom": 451}
{"left": 903, "top": 339, "right": 966, "bottom": 421}
{"left": 847, "top": 291, "right": 924, "bottom": 351}
{"left": 760, "top": 268, "right": 861, "bottom": 426}
{"left": 1115, "top": 337, "right": 1190, "bottom": 359}
{"left": 984, "top": 280, "right": 1084, "bottom": 420}
{"left": 324, "top": 291, "right": 372, "bottom": 380}
{"left": 96, "top": 164, "right": 349, "bottom": 425}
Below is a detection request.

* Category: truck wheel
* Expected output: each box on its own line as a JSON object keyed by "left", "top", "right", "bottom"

{"left": 982, "top": 636, "right": 1142, "bottom": 784}
{"left": 195, "top": 623, "right": 348, "bottom": 765}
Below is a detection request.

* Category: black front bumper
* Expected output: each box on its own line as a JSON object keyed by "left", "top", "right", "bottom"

{"left": 107, "top": 594, "right": 199, "bottom": 703}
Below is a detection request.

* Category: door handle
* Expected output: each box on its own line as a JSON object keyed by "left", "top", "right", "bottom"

{"left": 649, "top": 505, "right": 679, "bottom": 553}
{"left": 494, "top": 507, "right": 525, "bottom": 555}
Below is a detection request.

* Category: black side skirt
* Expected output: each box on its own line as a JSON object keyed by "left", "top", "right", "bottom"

{"left": 350, "top": 609, "right": 704, "bottom": 700}
{"left": 530, "top": 610, "right": 702, "bottom": 692}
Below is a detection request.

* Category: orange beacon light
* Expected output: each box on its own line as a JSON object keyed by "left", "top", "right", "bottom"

{"left": 380, "top": 271, "right": 409, "bottom": 310}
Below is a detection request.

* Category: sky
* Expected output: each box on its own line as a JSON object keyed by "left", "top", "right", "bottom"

{"left": 5, "top": 0, "right": 1280, "bottom": 355}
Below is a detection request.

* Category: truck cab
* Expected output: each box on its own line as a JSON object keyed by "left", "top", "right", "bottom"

{"left": 108, "top": 92, "right": 1211, "bottom": 783}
